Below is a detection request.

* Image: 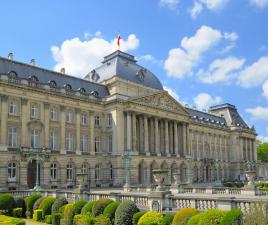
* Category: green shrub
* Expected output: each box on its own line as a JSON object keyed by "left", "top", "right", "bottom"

{"left": 33, "top": 197, "right": 45, "bottom": 211}
{"left": 138, "top": 212, "right": 164, "bottom": 225}
{"left": 63, "top": 203, "right": 74, "bottom": 225}
{"left": 172, "top": 208, "right": 199, "bottom": 225}
{"left": 81, "top": 201, "right": 97, "bottom": 215}
{"left": 12, "top": 208, "right": 23, "bottom": 218}
{"left": 220, "top": 209, "right": 241, "bottom": 225}
{"left": 33, "top": 209, "right": 43, "bottom": 221}
{"left": 73, "top": 214, "right": 83, "bottom": 225}
{"left": 187, "top": 213, "right": 203, "bottom": 225}
{"left": 132, "top": 212, "right": 146, "bottom": 225}
{"left": 39, "top": 197, "right": 56, "bottom": 219}
{"left": 14, "top": 197, "right": 26, "bottom": 217}
{"left": 73, "top": 199, "right": 87, "bottom": 214}
{"left": 45, "top": 214, "right": 52, "bottom": 224}
{"left": 58, "top": 204, "right": 66, "bottom": 214}
{"left": 161, "top": 214, "right": 174, "bottom": 225}
{"left": 92, "top": 198, "right": 114, "bottom": 217}
{"left": 114, "top": 200, "right": 139, "bottom": 225}
{"left": 198, "top": 209, "right": 227, "bottom": 225}
{"left": 25, "top": 193, "right": 41, "bottom": 217}
{"left": 95, "top": 215, "right": 112, "bottom": 225}
{"left": 51, "top": 197, "right": 68, "bottom": 214}
{"left": 103, "top": 201, "right": 120, "bottom": 224}
{"left": 0, "top": 193, "right": 16, "bottom": 215}
{"left": 52, "top": 212, "right": 61, "bottom": 225}
{"left": 77, "top": 213, "right": 95, "bottom": 225}
{"left": 0, "top": 215, "right": 26, "bottom": 225}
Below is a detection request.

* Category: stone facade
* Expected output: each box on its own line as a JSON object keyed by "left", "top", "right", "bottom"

{"left": 0, "top": 50, "right": 260, "bottom": 191}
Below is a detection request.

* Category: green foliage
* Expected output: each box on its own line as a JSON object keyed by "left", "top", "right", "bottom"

{"left": 63, "top": 203, "right": 74, "bottom": 225}
{"left": 92, "top": 198, "right": 114, "bottom": 217}
{"left": 161, "top": 214, "right": 174, "bottom": 225}
{"left": 51, "top": 212, "right": 61, "bottom": 225}
{"left": 257, "top": 141, "right": 268, "bottom": 162}
{"left": 242, "top": 203, "right": 268, "bottom": 225}
{"left": 0, "top": 215, "right": 25, "bottom": 225}
{"left": 187, "top": 213, "right": 203, "bottom": 225}
{"left": 223, "top": 181, "right": 244, "bottom": 188}
{"left": 172, "top": 208, "right": 199, "bottom": 225}
{"left": 81, "top": 201, "right": 97, "bottom": 215}
{"left": 256, "top": 182, "right": 268, "bottom": 188}
{"left": 12, "top": 208, "right": 23, "bottom": 218}
{"left": 114, "top": 200, "right": 139, "bottom": 225}
{"left": 198, "top": 209, "right": 227, "bottom": 225}
{"left": 220, "top": 209, "right": 241, "bottom": 225}
{"left": 132, "top": 211, "right": 146, "bottom": 225}
{"left": 77, "top": 213, "right": 95, "bottom": 225}
{"left": 73, "top": 199, "right": 87, "bottom": 215}
{"left": 25, "top": 193, "right": 41, "bottom": 217}
{"left": 95, "top": 215, "right": 112, "bottom": 225}
{"left": 138, "top": 212, "right": 164, "bottom": 225}
{"left": 45, "top": 214, "right": 52, "bottom": 224}
{"left": 39, "top": 197, "right": 56, "bottom": 219}
{"left": 51, "top": 197, "right": 68, "bottom": 214}
{"left": 103, "top": 201, "right": 120, "bottom": 224}
{"left": 73, "top": 214, "right": 84, "bottom": 225}
{"left": 58, "top": 204, "right": 66, "bottom": 214}
{"left": 0, "top": 193, "right": 16, "bottom": 215}
{"left": 14, "top": 197, "right": 26, "bottom": 217}
{"left": 33, "top": 197, "right": 45, "bottom": 211}
{"left": 33, "top": 209, "right": 43, "bottom": 221}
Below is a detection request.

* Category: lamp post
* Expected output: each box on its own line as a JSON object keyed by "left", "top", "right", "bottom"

{"left": 123, "top": 149, "right": 131, "bottom": 190}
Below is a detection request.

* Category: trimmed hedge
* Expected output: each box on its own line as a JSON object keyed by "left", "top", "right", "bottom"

{"left": 12, "top": 208, "right": 23, "bottom": 218}
{"left": 220, "top": 209, "right": 241, "bottom": 225}
{"left": 73, "top": 214, "right": 84, "bottom": 225}
{"left": 51, "top": 197, "right": 68, "bottom": 214}
{"left": 33, "top": 197, "right": 45, "bottom": 211}
{"left": 63, "top": 203, "right": 74, "bottom": 225}
{"left": 114, "top": 200, "right": 139, "bottom": 225}
{"left": 198, "top": 209, "right": 227, "bottom": 225}
{"left": 161, "top": 214, "right": 174, "bottom": 225}
{"left": 25, "top": 193, "right": 41, "bottom": 217}
{"left": 138, "top": 212, "right": 164, "bottom": 225}
{"left": 132, "top": 212, "right": 146, "bottom": 225}
{"left": 33, "top": 209, "right": 43, "bottom": 221}
{"left": 14, "top": 197, "right": 26, "bottom": 217}
{"left": 92, "top": 198, "right": 114, "bottom": 217}
{"left": 77, "top": 213, "right": 95, "bottom": 225}
{"left": 0, "top": 215, "right": 25, "bottom": 225}
{"left": 81, "top": 201, "right": 97, "bottom": 215}
{"left": 172, "top": 208, "right": 199, "bottom": 225}
{"left": 95, "top": 215, "right": 112, "bottom": 225}
{"left": 73, "top": 199, "right": 87, "bottom": 215}
{"left": 51, "top": 212, "right": 61, "bottom": 225}
{"left": 45, "top": 215, "right": 52, "bottom": 224}
{"left": 103, "top": 201, "right": 120, "bottom": 224}
{"left": 187, "top": 213, "right": 203, "bottom": 225}
{"left": 39, "top": 197, "right": 56, "bottom": 219}
{"left": 0, "top": 193, "right": 16, "bottom": 215}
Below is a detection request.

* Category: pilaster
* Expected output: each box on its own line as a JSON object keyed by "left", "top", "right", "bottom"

{"left": 0, "top": 95, "right": 8, "bottom": 146}
{"left": 60, "top": 106, "right": 66, "bottom": 154}
{"left": 76, "top": 108, "right": 81, "bottom": 155}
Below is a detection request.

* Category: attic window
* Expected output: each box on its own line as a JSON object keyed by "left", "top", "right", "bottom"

{"left": 78, "top": 88, "right": 86, "bottom": 94}
{"left": 8, "top": 71, "right": 19, "bottom": 84}
{"left": 136, "top": 69, "right": 146, "bottom": 82}
{"left": 91, "top": 70, "right": 100, "bottom": 82}
{"left": 8, "top": 71, "right": 18, "bottom": 77}
{"left": 91, "top": 91, "right": 99, "bottom": 97}
{"left": 216, "top": 121, "right": 220, "bottom": 124}
{"left": 206, "top": 118, "right": 210, "bottom": 122}
{"left": 28, "top": 75, "right": 39, "bottom": 87}
{"left": 199, "top": 117, "right": 203, "bottom": 120}
{"left": 64, "top": 84, "right": 72, "bottom": 90}
{"left": 48, "top": 80, "right": 57, "bottom": 88}
{"left": 193, "top": 115, "right": 197, "bottom": 119}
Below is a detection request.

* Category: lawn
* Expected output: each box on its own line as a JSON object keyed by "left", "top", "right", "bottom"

{"left": 0, "top": 215, "right": 25, "bottom": 224}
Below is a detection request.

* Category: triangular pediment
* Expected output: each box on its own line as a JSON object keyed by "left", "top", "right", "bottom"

{"left": 129, "top": 91, "right": 190, "bottom": 116}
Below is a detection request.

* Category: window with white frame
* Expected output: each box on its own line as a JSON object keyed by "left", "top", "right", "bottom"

{"left": 66, "top": 132, "right": 75, "bottom": 152}
{"left": 50, "top": 163, "right": 57, "bottom": 181}
{"left": 8, "top": 127, "right": 18, "bottom": 147}
{"left": 9, "top": 101, "right": 17, "bottom": 115}
{"left": 107, "top": 114, "right": 112, "bottom": 127}
{"left": 31, "top": 129, "right": 39, "bottom": 148}
{"left": 50, "top": 131, "right": 59, "bottom": 150}
{"left": 81, "top": 113, "right": 87, "bottom": 125}
{"left": 8, "top": 162, "right": 16, "bottom": 181}
{"left": 108, "top": 135, "right": 112, "bottom": 153}
{"left": 67, "top": 163, "right": 74, "bottom": 181}
{"left": 95, "top": 136, "right": 101, "bottom": 153}
{"left": 66, "top": 111, "right": 73, "bottom": 123}
{"left": 31, "top": 104, "right": 38, "bottom": 119}
{"left": 95, "top": 164, "right": 101, "bottom": 180}
{"left": 95, "top": 116, "right": 100, "bottom": 126}
{"left": 50, "top": 108, "right": 58, "bottom": 121}
{"left": 80, "top": 135, "right": 88, "bottom": 153}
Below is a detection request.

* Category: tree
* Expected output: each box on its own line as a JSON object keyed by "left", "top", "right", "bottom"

{"left": 257, "top": 140, "right": 268, "bottom": 162}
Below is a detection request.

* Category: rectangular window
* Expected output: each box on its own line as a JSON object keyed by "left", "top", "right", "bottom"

{"left": 81, "top": 113, "right": 87, "bottom": 125}
{"left": 66, "top": 111, "right": 73, "bottom": 123}
{"left": 108, "top": 135, "right": 112, "bottom": 153}
{"left": 8, "top": 128, "right": 18, "bottom": 147}
{"left": 66, "top": 133, "right": 75, "bottom": 151}
{"left": 95, "top": 116, "right": 100, "bottom": 126}
{"left": 31, "top": 104, "right": 38, "bottom": 119}
{"left": 9, "top": 102, "right": 17, "bottom": 115}
{"left": 50, "top": 108, "right": 58, "bottom": 121}
{"left": 31, "top": 129, "right": 39, "bottom": 148}
{"left": 50, "top": 163, "right": 57, "bottom": 181}
{"left": 107, "top": 114, "right": 112, "bottom": 127}
{"left": 95, "top": 136, "right": 100, "bottom": 153}
{"left": 50, "top": 131, "right": 59, "bottom": 150}
{"left": 80, "top": 135, "right": 88, "bottom": 153}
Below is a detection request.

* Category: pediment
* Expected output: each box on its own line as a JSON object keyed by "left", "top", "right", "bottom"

{"left": 130, "top": 91, "right": 190, "bottom": 116}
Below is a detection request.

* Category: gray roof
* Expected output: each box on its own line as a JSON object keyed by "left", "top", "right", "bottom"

{"left": 85, "top": 51, "right": 163, "bottom": 90}
{"left": 187, "top": 108, "right": 227, "bottom": 127}
{"left": 0, "top": 56, "right": 109, "bottom": 97}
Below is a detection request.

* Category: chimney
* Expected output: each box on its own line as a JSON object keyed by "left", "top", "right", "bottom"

{"left": 60, "top": 68, "right": 65, "bottom": 74}
{"left": 8, "top": 53, "right": 13, "bottom": 60}
{"left": 30, "top": 59, "right": 36, "bottom": 66}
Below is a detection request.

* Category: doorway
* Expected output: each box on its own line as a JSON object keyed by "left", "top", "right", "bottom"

{"left": 27, "top": 160, "right": 40, "bottom": 189}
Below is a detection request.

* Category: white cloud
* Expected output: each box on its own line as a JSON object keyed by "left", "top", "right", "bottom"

{"left": 190, "top": 1, "right": 203, "bottom": 19}
{"left": 51, "top": 34, "right": 139, "bottom": 77}
{"left": 200, "top": 0, "right": 229, "bottom": 11}
{"left": 197, "top": 56, "right": 245, "bottom": 83}
{"left": 224, "top": 32, "right": 239, "bottom": 41}
{"left": 219, "top": 44, "right": 235, "bottom": 54}
{"left": 138, "top": 54, "right": 163, "bottom": 65}
{"left": 164, "top": 86, "right": 180, "bottom": 101}
{"left": 237, "top": 56, "right": 268, "bottom": 87}
{"left": 249, "top": 0, "right": 268, "bottom": 8}
{"left": 159, "top": 0, "right": 180, "bottom": 10}
{"left": 164, "top": 25, "right": 222, "bottom": 78}
{"left": 263, "top": 79, "right": 268, "bottom": 98}
{"left": 246, "top": 106, "right": 268, "bottom": 120}
{"left": 193, "top": 93, "right": 222, "bottom": 109}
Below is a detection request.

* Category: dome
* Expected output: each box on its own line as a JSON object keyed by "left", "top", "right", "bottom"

{"left": 85, "top": 50, "right": 163, "bottom": 90}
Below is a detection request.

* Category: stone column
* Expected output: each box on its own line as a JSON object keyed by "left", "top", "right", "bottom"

{"left": 224, "top": 137, "right": 228, "bottom": 161}
{"left": 202, "top": 133, "right": 205, "bottom": 160}
{"left": 182, "top": 123, "right": 187, "bottom": 156}
{"left": 126, "top": 112, "right": 132, "bottom": 151}
{"left": 154, "top": 118, "right": 160, "bottom": 155}
{"left": 76, "top": 109, "right": 81, "bottom": 155}
{"left": 186, "top": 124, "right": 190, "bottom": 155}
{"left": 169, "top": 122, "right": 173, "bottom": 154}
{"left": 144, "top": 115, "right": 149, "bottom": 154}
{"left": 253, "top": 139, "right": 257, "bottom": 161}
{"left": 132, "top": 112, "right": 137, "bottom": 152}
{"left": 245, "top": 138, "right": 248, "bottom": 161}
{"left": 60, "top": 106, "right": 66, "bottom": 154}
{"left": 89, "top": 112, "right": 95, "bottom": 155}
{"left": 165, "top": 120, "right": 169, "bottom": 155}
{"left": 240, "top": 138, "right": 244, "bottom": 161}
{"left": 21, "top": 98, "right": 28, "bottom": 146}
{"left": 174, "top": 121, "right": 178, "bottom": 156}
{"left": 0, "top": 95, "right": 8, "bottom": 145}
{"left": 150, "top": 118, "right": 154, "bottom": 153}
{"left": 44, "top": 102, "right": 50, "bottom": 148}
{"left": 139, "top": 116, "right": 144, "bottom": 153}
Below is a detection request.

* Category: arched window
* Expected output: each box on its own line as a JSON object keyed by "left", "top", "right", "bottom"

{"left": 64, "top": 84, "right": 72, "bottom": 91}
{"left": 67, "top": 163, "right": 74, "bottom": 181}
{"left": 48, "top": 80, "right": 57, "bottom": 88}
{"left": 8, "top": 71, "right": 19, "bottom": 84}
{"left": 50, "top": 163, "right": 57, "bottom": 181}
{"left": 78, "top": 88, "right": 86, "bottom": 94}
{"left": 95, "top": 164, "right": 101, "bottom": 180}
{"left": 91, "top": 91, "right": 99, "bottom": 98}
{"left": 8, "top": 162, "right": 17, "bottom": 181}
{"left": 28, "top": 76, "right": 39, "bottom": 87}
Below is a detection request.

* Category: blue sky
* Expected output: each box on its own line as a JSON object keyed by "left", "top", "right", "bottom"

{"left": 1, "top": 0, "right": 268, "bottom": 140}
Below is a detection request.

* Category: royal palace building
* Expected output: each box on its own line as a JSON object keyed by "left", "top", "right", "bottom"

{"left": 0, "top": 50, "right": 260, "bottom": 190}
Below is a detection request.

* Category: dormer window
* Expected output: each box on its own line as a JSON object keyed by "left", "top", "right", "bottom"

{"left": 8, "top": 71, "right": 19, "bottom": 83}
{"left": 64, "top": 84, "right": 72, "bottom": 91}
{"left": 49, "top": 80, "right": 57, "bottom": 88}
{"left": 28, "top": 76, "right": 38, "bottom": 87}
{"left": 78, "top": 88, "right": 86, "bottom": 94}
{"left": 91, "top": 91, "right": 99, "bottom": 98}
{"left": 136, "top": 68, "right": 146, "bottom": 82}
{"left": 91, "top": 70, "right": 100, "bottom": 82}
